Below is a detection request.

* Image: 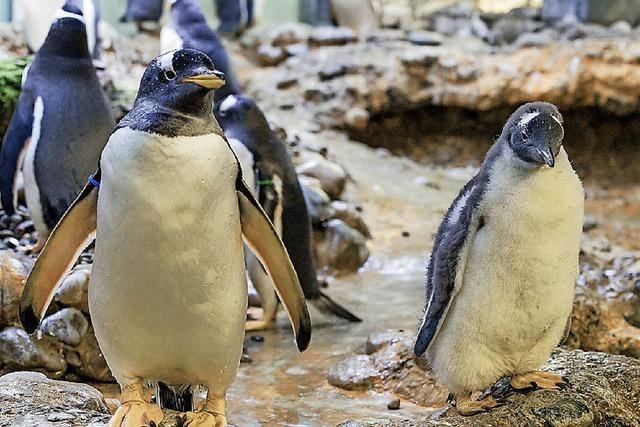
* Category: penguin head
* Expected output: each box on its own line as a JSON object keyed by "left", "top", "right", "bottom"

{"left": 39, "top": 0, "right": 90, "bottom": 58}
{"left": 215, "top": 95, "right": 268, "bottom": 137}
{"left": 502, "top": 102, "right": 564, "bottom": 169}
{"left": 137, "top": 49, "right": 226, "bottom": 117}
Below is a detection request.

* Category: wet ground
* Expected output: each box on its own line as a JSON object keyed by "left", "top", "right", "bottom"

{"left": 229, "top": 133, "right": 470, "bottom": 425}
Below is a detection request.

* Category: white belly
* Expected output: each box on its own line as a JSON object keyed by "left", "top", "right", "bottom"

{"left": 88, "top": 128, "right": 247, "bottom": 391}
{"left": 429, "top": 149, "right": 583, "bottom": 394}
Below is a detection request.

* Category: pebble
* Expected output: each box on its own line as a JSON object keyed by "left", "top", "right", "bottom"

{"left": 387, "top": 397, "right": 401, "bottom": 410}
{"left": 406, "top": 30, "right": 444, "bottom": 46}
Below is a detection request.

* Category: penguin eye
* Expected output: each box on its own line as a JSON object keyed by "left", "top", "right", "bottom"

{"left": 521, "top": 131, "right": 529, "bottom": 141}
{"left": 163, "top": 70, "right": 177, "bottom": 81}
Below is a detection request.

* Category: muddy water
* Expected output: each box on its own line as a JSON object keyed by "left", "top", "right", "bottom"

{"left": 226, "top": 133, "right": 472, "bottom": 426}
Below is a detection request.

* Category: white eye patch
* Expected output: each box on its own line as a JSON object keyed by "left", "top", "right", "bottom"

{"left": 54, "top": 9, "right": 85, "bottom": 24}
{"left": 517, "top": 111, "right": 540, "bottom": 128}
{"left": 158, "top": 50, "right": 176, "bottom": 72}
{"left": 219, "top": 95, "right": 238, "bottom": 112}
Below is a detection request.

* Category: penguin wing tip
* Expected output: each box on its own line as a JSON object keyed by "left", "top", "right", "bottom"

{"left": 296, "top": 323, "right": 312, "bottom": 352}
{"left": 19, "top": 304, "right": 40, "bottom": 335}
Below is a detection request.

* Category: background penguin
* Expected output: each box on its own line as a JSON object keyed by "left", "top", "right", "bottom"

{"left": 19, "top": 48, "right": 311, "bottom": 426}
{"left": 121, "top": 0, "right": 164, "bottom": 24}
{"left": 414, "top": 102, "right": 583, "bottom": 415}
{"left": 216, "top": 94, "right": 361, "bottom": 326}
{"left": 0, "top": 0, "right": 114, "bottom": 245}
{"left": 161, "top": 0, "right": 242, "bottom": 103}
{"left": 13, "top": 0, "right": 102, "bottom": 65}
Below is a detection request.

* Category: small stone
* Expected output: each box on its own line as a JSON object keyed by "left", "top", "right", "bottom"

{"left": 400, "top": 47, "right": 441, "bottom": 67}
{"left": 611, "top": 20, "right": 632, "bottom": 34}
{"left": 2, "top": 237, "right": 19, "bottom": 249}
{"left": 387, "top": 397, "right": 401, "bottom": 410}
{"left": 331, "top": 201, "right": 371, "bottom": 238}
{"left": 40, "top": 308, "right": 89, "bottom": 347}
{"left": 316, "top": 219, "right": 369, "bottom": 273}
{"left": 402, "top": 231, "right": 410, "bottom": 237}
{"left": 250, "top": 335, "right": 264, "bottom": 342}
{"left": 297, "top": 157, "right": 347, "bottom": 199}
{"left": 406, "top": 31, "right": 444, "bottom": 46}
{"left": 0, "top": 250, "right": 34, "bottom": 327}
{"left": 276, "top": 77, "right": 298, "bottom": 89}
{"left": 300, "top": 176, "right": 334, "bottom": 224}
{"left": 303, "top": 85, "right": 335, "bottom": 103}
{"left": 0, "top": 327, "right": 67, "bottom": 374}
{"left": 16, "top": 220, "right": 34, "bottom": 234}
{"left": 319, "top": 63, "right": 349, "bottom": 81}
{"left": 268, "top": 23, "right": 309, "bottom": 47}
{"left": 284, "top": 42, "right": 308, "bottom": 57}
{"left": 583, "top": 214, "right": 598, "bottom": 232}
{"left": 240, "top": 353, "right": 253, "bottom": 363}
{"left": 256, "top": 44, "right": 287, "bottom": 66}
{"left": 344, "top": 107, "right": 369, "bottom": 130}
{"left": 327, "top": 355, "right": 379, "bottom": 390}
{"left": 309, "top": 26, "right": 357, "bottom": 46}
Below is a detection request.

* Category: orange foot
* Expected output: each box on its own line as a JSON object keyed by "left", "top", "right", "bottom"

{"left": 511, "top": 370, "right": 568, "bottom": 390}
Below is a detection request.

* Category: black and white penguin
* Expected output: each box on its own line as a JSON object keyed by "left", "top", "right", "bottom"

{"left": 19, "top": 48, "right": 311, "bottom": 426}
{"left": 0, "top": 0, "right": 114, "bottom": 243}
{"left": 414, "top": 102, "right": 583, "bottom": 415}
{"left": 121, "top": 0, "right": 164, "bottom": 24}
{"left": 216, "top": 94, "right": 361, "bottom": 326}
{"left": 161, "top": 0, "right": 242, "bottom": 103}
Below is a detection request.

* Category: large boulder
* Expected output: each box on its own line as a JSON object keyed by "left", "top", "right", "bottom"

{"left": 338, "top": 347, "right": 640, "bottom": 426}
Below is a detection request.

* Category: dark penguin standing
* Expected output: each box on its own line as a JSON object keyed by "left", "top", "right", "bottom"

{"left": 216, "top": 95, "right": 361, "bottom": 325}
{"left": 121, "top": 0, "right": 164, "bottom": 24}
{"left": 161, "top": 0, "right": 242, "bottom": 102}
{"left": 0, "top": 0, "right": 115, "bottom": 243}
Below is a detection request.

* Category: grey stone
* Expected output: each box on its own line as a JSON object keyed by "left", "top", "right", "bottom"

{"left": 256, "top": 44, "right": 287, "bottom": 66}
{"left": 317, "top": 219, "right": 369, "bottom": 273}
{"left": 327, "top": 355, "right": 380, "bottom": 390}
{"left": 300, "top": 177, "right": 334, "bottom": 225}
{"left": 0, "top": 371, "right": 110, "bottom": 426}
{"left": 331, "top": 201, "right": 371, "bottom": 238}
{"left": 41, "top": 308, "right": 89, "bottom": 347}
{"left": 297, "top": 157, "right": 347, "bottom": 199}
{"left": 309, "top": 26, "right": 357, "bottom": 46}
{"left": 319, "top": 63, "right": 350, "bottom": 81}
{"left": 0, "top": 327, "right": 67, "bottom": 376}
{"left": 406, "top": 31, "right": 444, "bottom": 47}
{"left": 55, "top": 265, "right": 91, "bottom": 313}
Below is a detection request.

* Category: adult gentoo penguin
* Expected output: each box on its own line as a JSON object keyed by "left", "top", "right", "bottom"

{"left": 216, "top": 94, "right": 361, "bottom": 328}
{"left": 121, "top": 0, "right": 164, "bottom": 24}
{"left": 0, "top": 0, "right": 114, "bottom": 244}
{"left": 414, "top": 102, "right": 583, "bottom": 415}
{"left": 161, "top": 0, "right": 242, "bottom": 103}
{"left": 13, "top": 0, "right": 102, "bottom": 63}
{"left": 19, "top": 48, "right": 311, "bottom": 426}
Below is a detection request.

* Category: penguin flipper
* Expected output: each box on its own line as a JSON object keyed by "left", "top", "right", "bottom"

{"left": 19, "top": 180, "right": 98, "bottom": 334}
{"left": 414, "top": 174, "right": 486, "bottom": 356}
{"left": 236, "top": 177, "right": 311, "bottom": 352}
{"left": 0, "top": 99, "right": 34, "bottom": 215}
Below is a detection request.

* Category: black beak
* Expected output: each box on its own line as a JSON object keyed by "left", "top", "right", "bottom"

{"left": 537, "top": 146, "right": 555, "bottom": 168}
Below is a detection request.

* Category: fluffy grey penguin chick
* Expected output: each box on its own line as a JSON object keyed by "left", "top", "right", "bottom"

{"left": 414, "top": 102, "right": 584, "bottom": 415}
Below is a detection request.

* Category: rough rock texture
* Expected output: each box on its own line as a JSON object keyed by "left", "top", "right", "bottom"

{"left": 336, "top": 344, "right": 640, "bottom": 426}
{"left": 0, "top": 371, "right": 110, "bottom": 426}
{"left": 328, "top": 330, "right": 448, "bottom": 408}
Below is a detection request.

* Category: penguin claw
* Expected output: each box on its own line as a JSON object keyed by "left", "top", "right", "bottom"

{"left": 511, "top": 370, "right": 567, "bottom": 391}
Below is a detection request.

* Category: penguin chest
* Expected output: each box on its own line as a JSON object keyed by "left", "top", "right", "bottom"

{"left": 459, "top": 149, "right": 583, "bottom": 354}
{"left": 89, "top": 128, "right": 247, "bottom": 385}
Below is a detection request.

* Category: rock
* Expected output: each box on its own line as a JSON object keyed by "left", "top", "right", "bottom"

{"left": 387, "top": 398, "right": 401, "bottom": 410}
{"left": 319, "top": 63, "right": 350, "bottom": 81}
{"left": 344, "top": 107, "right": 370, "bottom": 130}
{"left": 40, "top": 308, "right": 89, "bottom": 347}
{"left": 514, "top": 30, "right": 557, "bottom": 48}
{"left": 567, "top": 286, "right": 640, "bottom": 358}
{"left": 0, "top": 250, "right": 34, "bottom": 327}
{"left": 316, "top": 219, "right": 369, "bottom": 273}
{"left": 55, "top": 265, "right": 91, "bottom": 313}
{"left": 329, "top": 330, "right": 448, "bottom": 407}
{"left": 65, "top": 325, "right": 113, "bottom": 382}
{"left": 256, "top": 44, "right": 287, "bottom": 66}
{"left": 582, "top": 214, "right": 598, "bottom": 231}
{"left": 339, "top": 349, "right": 640, "bottom": 426}
{"left": 276, "top": 76, "right": 299, "bottom": 90}
{"left": 284, "top": 42, "right": 309, "bottom": 57}
{"left": 400, "top": 47, "right": 441, "bottom": 68}
{"left": 0, "top": 327, "right": 66, "bottom": 377}
{"left": 268, "top": 23, "right": 310, "bottom": 47}
{"left": 309, "top": 26, "right": 357, "bottom": 46}
{"left": 406, "top": 31, "right": 444, "bottom": 47}
{"left": 331, "top": 201, "right": 371, "bottom": 238}
{"left": 297, "top": 157, "right": 347, "bottom": 199}
{"left": 303, "top": 84, "right": 335, "bottom": 103}
{"left": 610, "top": 20, "right": 632, "bottom": 34}
{"left": 300, "top": 176, "right": 334, "bottom": 225}
{"left": 0, "top": 371, "right": 110, "bottom": 426}
{"left": 328, "top": 354, "right": 380, "bottom": 390}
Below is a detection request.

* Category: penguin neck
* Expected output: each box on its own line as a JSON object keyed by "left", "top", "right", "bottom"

{"left": 39, "top": 25, "right": 91, "bottom": 60}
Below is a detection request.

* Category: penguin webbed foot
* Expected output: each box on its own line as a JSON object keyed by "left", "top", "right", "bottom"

{"left": 108, "top": 401, "right": 164, "bottom": 427}
{"left": 453, "top": 391, "right": 506, "bottom": 416}
{"left": 179, "top": 411, "right": 226, "bottom": 427}
{"left": 510, "top": 370, "right": 569, "bottom": 390}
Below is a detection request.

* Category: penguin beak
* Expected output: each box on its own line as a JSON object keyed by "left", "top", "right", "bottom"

{"left": 182, "top": 70, "right": 226, "bottom": 89}
{"left": 537, "top": 146, "right": 555, "bottom": 168}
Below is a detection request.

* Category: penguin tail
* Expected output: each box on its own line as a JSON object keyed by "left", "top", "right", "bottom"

{"left": 312, "top": 291, "right": 361, "bottom": 323}
{"left": 155, "top": 382, "right": 193, "bottom": 412}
